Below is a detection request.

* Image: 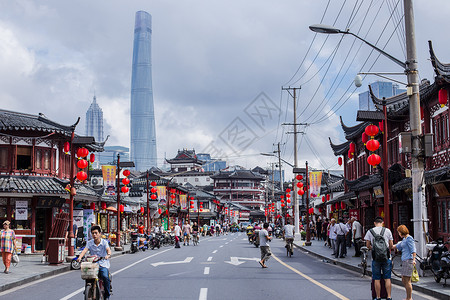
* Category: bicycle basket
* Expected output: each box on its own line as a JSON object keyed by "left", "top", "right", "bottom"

{"left": 81, "top": 262, "right": 99, "bottom": 279}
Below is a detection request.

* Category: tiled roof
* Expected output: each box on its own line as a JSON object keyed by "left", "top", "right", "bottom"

{"left": 211, "top": 169, "right": 265, "bottom": 180}
{"left": 429, "top": 40, "right": 450, "bottom": 83}
{"left": 321, "top": 178, "right": 345, "bottom": 194}
{"left": 340, "top": 116, "right": 370, "bottom": 140}
{"left": 345, "top": 174, "right": 382, "bottom": 192}
{"left": 329, "top": 137, "right": 350, "bottom": 156}
{"left": 0, "top": 110, "right": 75, "bottom": 136}
{"left": 392, "top": 166, "right": 450, "bottom": 192}
{"left": 0, "top": 176, "right": 67, "bottom": 194}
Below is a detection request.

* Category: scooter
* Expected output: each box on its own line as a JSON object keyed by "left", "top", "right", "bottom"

{"left": 71, "top": 242, "right": 87, "bottom": 270}
{"left": 130, "top": 232, "right": 140, "bottom": 253}
{"left": 420, "top": 238, "right": 449, "bottom": 283}
{"left": 149, "top": 233, "right": 161, "bottom": 250}
{"left": 252, "top": 230, "right": 260, "bottom": 248}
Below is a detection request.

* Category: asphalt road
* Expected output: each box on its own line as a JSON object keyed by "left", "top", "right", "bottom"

{"left": 0, "top": 232, "right": 436, "bottom": 300}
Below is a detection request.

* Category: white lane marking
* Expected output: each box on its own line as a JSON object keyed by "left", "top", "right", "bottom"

{"left": 151, "top": 256, "right": 193, "bottom": 267}
{"left": 207, "top": 256, "right": 213, "bottom": 261}
{"left": 224, "top": 257, "right": 260, "bottom": 266}
{"left": 225, "top": 242, "right": 229, "bottom": 244}
{"left": 204, "top": 267, "right": 210, "bottom": 275}
{"left": 219, "top": 245, "right": 224, "bottom": 248}
{"left": 60, "top": 248, "right": 172, "bottom": 300}
{"left": 212, "top": 250, "right": 217, "bottom": 254}
{"left": 199, "top": 288, "right": 208, "bottom": 300}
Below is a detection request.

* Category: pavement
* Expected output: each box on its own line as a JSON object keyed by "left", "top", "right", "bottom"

{"left": 0, "top": 244, "right": 130, "bottom": 293}
{"left": 293, "top": 237, "right": 450, "bottom": 300}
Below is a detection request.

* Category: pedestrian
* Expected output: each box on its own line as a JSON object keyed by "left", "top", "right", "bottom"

{"left": 1, "top": 220, "right": 18, "bottom": 274}
{"left": 258, "top": 222, "right": 272, "bottom": 268}
{"left": 364, "top": 216, "right": 394, "bottom": 300}
{"left": 352, "top": 217, "right": 363, "bottom": 257}
{"left": 346, "top": 219, "right": 352, "bottom": 249}
{"left": 328, "top": 219, "right": 337, "bottom": 255}
{"left": 316, "top": 217, "right": 322, "bottom": 241}
{"left": 393, "top": 225, "right": 416, "bottom": 300}
{"left": 333, "top": 218, "right": 348, "bottom": 258}
{"left": 138, "top": 222, "right": 145, "bottom": 234}
{"left": 322, "top": 218, "right": 329, "bottom": 246}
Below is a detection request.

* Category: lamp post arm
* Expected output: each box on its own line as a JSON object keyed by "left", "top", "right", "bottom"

{"left": 345, "top": 31, "right": 406, "bottom": 70}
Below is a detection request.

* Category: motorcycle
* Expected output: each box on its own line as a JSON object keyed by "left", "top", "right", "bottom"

{"left": 130, "top": 233, "right": 150, "bottom": 253}
{"left": 252, "top": 230, "right": 260, "bottom": 248}
{"left": 71, "top": 245, "right": 86, "bottom": 270}
{"left": 149, "top": 233, "right": 161, "bottom": 250}
{"left": 274, "top": 227, "right": 282, "bottom": 239}
{"left": 246, "top": 227, "right": 254, "bottom": 243}
{"left": 421, "top": 238, "right": 450, "bottom": 284}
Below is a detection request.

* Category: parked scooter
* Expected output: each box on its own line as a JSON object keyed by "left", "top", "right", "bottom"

{"left": 71, "top": 242, "right": 87, "bottom": 270}
{"left": 274, "top": 227, "right": 282, "bottom": 239}
{"left": 130, "top": 232, "right": 150, "bottom": 253}
{"left": 149, "top": 233, "right": 161, "bottom": 250}
{"left": 252, "top": 230, "right": 260, "bottom": 248}
{"left": 421, "top": 238, "right": 450, "bottom": 284}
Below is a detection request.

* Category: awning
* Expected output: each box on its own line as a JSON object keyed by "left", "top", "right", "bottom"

{"left": 106, "top": 206, "right": 117, "bottom": 212}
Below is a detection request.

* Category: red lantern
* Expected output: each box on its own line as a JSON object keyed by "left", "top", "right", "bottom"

{"left": 297, "top": 182, "right": 303, "bottom": 188}
{"left": 365, "top": 124, "right": 379, "bottom": 137}
{"left": 281, "top": 199, "right": 284, "bottom": 203}
{"left": 327, "top": 194, "right": 330, "bottom": 201}
{"left": 151, "top": 181, "right": 157, "bottom": 186}
{"left": 171, "top": 200, "right": 175, "bottom": 205}
{"left": 150, "top": 188, "right": 157, "bottom": 193}
{"left": 123, "top": 169, "right": 131, "bottom": 177}
{"left": 190, "top": 200, "right": 194, "bottom": 205}
{"left": 322, "top": 196, "right": 325, "bottom": 203}
{"left": 281, "top": 203, "right": 285, "bottom": 207}
{"left": 379, "top": 120, "right": 384, "bottom": 134}
{"left": 367, "top": 153, "right": 381, "bottom": 166}
{"left": 286, "top": 193, "right": 291, "bottom": 198}
{"left": 76, "top": 171, "right": 87, "bottom": 181}
{"left": 286, "top": 188, "right": 291, "bottom": 193}
{"left": 89, "top": 153, "right": 95, "bottom": 163}
{"left": 200, "top": 209, "right": 203, "bottom": 212}
{"left": 280, "top": 195, "right": 284, "bottom": 199}
{"left": 77, "top": 147, "right": 89, "bottom": 158}
{"left": 348, "top": 149, "right": 353, "bottom": 159}
{"left": 366, "top": 139, "right": 380, "bottom": 152}
{"left": 287, "top": 199, "right": 291, "bottom": 203}
{"left": 121, "top": 186, "right": 129, "bottom": 193}
{"left": 349, "top": 142, "right": 355, "bottom": 155}
{"left": 122, "top": 178, "right": 130, "bottom": 185}
{"left": 439, "top": 89, "right": 448, "bottom": 107}
{"left": 190, "top": 196, "right": 194, "bottom": 200}
{"left": 63, "top": 142, "right": 70, "bottom": 153}
{"left": 90, "top": 202, "right": 95, "bottom": 210}
{"left": 140, "top": 207, "right": 144, "bottom": 213}
{"left": 158, "top": 208, "right": 162, "bottom": 214}
{"left": 151, "top": 194, "right": 157, "bottom": 200}
{"left": 119, "top": 204, "right": 124, "bottom": 213}
{"left": 362, "top": 132, "right": 369, "bottom": 144}
{"left": 170, "top": 194, "right": 176, "bottom": 199}
{"left": 335, "top": 203, "right": 339, "bottom": 210}
{"left": 298, "top": 189, "right": 304, "bottom": 196}
{"left": 170, "top": 189, "right": 175, "bottom": 193}
{"left": 296, "top": 175, "right": 303, "bottom": 180}
{"left": 77, "top": 159, "right": 88, "bottom": 169}
{"left": 421, "top": 106, "right": 424, "bottom": 120}
{"left": 338, "top": 156, "right": 343, "bottom": 166}
{"left": 341, "top": 202, "right": 346, "bottom": 210}
{"left": 190, "top": 205, "right": 194, "bottom": 209}
{"left": 101, "top": 202, "right": 107, "bottom": 210}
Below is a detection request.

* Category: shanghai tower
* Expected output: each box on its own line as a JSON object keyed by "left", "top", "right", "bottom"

{"left": 130, "top": 11, "right": 157, "bottom": 171}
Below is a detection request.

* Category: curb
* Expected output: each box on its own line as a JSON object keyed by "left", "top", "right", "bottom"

{"left": 0, "top": 249, "right": 130, "bottom": 293}
{"left": 294, "top": 243, "right": 449, "bottom": 300}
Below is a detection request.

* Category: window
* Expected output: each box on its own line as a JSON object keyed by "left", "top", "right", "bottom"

{"left": 44, "top": 150, "right": 50, "bottom": 170}
{"left": 0, "top": 147, "right": 8, "bottom": 169}
{"left": 16, "top": 146, "right": 32, "bottom": 170}
{"left": 206, "top": 178, "right": 210, "bottom": 182}
{"left": 184, "top": 178, "right": 188, "bottom": 182}
{"left": 35, "top": 149, "right": 42, "bottom": 169}
{"left": 195, "top": 178, "right": 199, "bottom": 182}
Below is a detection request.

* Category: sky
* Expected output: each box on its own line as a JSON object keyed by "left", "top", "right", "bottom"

{"left": 1, "top": 0, "right": 449, "bottom": 174}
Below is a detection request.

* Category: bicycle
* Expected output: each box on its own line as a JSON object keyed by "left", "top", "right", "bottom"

{"left": 360, "top": 246, "right": 369, "bottom": 276}
{"left": 391, "top": 251, "right": 423, "bottom": 278}
{"left": 81, "top": 256, "right": 112, "bottom": 300}
{"left": 285, "top": 238, "right": 294, "bottom": 257}
{"left": 192, "top": 233, "right": 199, "bottom": 246}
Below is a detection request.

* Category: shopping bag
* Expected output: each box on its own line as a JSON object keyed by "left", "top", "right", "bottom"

{"left": 12, "top": 249, "right": 20, "bottom": 265}
{"left": 411, "top": 266, "right": 419, "bottom": 282}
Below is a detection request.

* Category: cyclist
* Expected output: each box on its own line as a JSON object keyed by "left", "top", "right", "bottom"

{"left": 283, "top": 221, "right": 295, "bottom": 255}
{"left": 182, "top": 221, "right": 191, "bottom": 246}
{"left": 192, "top": 222, "right": 199, "bottom": 244}
{"left": 77, "top": 225, "right": 112, "bottom": 300}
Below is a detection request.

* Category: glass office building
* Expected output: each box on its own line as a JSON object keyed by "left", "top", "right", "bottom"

{"left": 130, "top": 11, "right": 157, "bottom": 171}
{"left": 85, "top": 96, "right": 104, "bottom": 142}
{"left": 359, "top": 81, "right": 406, "bottom": 111}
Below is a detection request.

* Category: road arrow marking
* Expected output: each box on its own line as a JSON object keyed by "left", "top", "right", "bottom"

{"left": 224, "top": 257, "right": 260, "bottom": 266}
{"left": 151, "top": 257, "right": 193, "bottom": 267}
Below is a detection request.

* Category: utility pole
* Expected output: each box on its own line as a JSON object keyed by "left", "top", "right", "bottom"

{"left": 271, "top": 163, "right": 275, "bottom": 223}
{"left": 404, "top": 0, "right": 426, "bottom": 258}
{"left": 282, "top": 86, "right": 301, "bottom": 235}
{"left": 305, "top": 161, "right": 311, "bottom": 245}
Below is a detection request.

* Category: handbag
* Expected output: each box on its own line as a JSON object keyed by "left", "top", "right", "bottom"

{"left": 11, "top": 249, "right": 20, "bottom": 265}
{"left": 411, "top": 265, "right": 419, "bottom": 282}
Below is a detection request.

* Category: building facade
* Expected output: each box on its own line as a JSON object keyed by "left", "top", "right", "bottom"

{"left": 130, "top": 10, "right": 157, "bottom": 171}
{"left": 85, "top": 95, "right": 104, "bottom": 143}
{"left": 359, "top": 81, "right": 406, "bottom": 111}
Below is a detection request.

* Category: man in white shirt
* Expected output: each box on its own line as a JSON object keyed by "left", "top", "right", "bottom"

{"left": 174, "top": 223, "right": 181, "bottom": 238}
{"left": 283, "top": 221, "right": 295, "bottom": 255}
{"left": 333, "top": 218, "right": 349, "bottom": 258}
{"left": 328, "top": 219, "right": 337, "bottom": 256}
{"left": 258, "top": 223, "right": 272, "bottom": 268}
{"left": 351, "top": 217, "right": 363, "bottom": 257}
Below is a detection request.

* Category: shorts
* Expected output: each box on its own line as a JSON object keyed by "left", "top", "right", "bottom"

{"left": 401, "top": 259, "right": 414, "bottom": 277}
{"left": 372, "top": 259, "right": 392, "bottom": 280}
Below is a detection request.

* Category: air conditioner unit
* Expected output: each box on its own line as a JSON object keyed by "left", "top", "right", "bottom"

{"left": 90, "top": 177, "right": 104, "bottom": 186}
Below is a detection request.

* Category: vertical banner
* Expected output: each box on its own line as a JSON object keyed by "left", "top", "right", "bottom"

{"left": 102, "top": 165, "right": 116, "bottom": 195}
{"left": 309, "top": 172, "right": 323, "bottom": 198}
{"left": 157, "top": 186, "right": 167, "bottom": 204}
{"left": 180, "top": 194, "right": 187, "bottom": 209}
{"left": 15, "top": 200, "right": 28, "bottom": 220}
{"left": 83, "top": 209, "right": 95, "bottom": 238}
{"left": 73, "top": 209, "right": 84, "bottom": 228}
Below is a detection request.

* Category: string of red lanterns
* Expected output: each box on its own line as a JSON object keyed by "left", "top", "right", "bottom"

{"left": 121, "top": 169, "right": 130, "bottom": 193}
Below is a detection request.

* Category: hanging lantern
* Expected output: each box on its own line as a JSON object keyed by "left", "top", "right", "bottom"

{"left": 348, "top": 149, "right": 353, "bottom": 159}
{"left": 150, "top": 187, "right": 157, "bottom": 193}
{"left": 379, "top": 120, "right": 384, "bottom": 134}
{"left": 280, "top": 195, "right": 284, "bottom": 199}
{"left": 77, "top": 159, "right": 88, "bottom": 169}
{"left": 63, "top": 142, "right": 70, "bottom": 153}
{"left": 200, "top": 209, "right": 203, "bottom": 212}
{"left": 119, "top": 204, "right": 124, "bottom": 213}
{"left": 421, "top": 106, "right": 424, "bottom": 120}
{"left": 281, "top": 199, "right": 284, "bottom": 203}
{"left": 296, "top": 175, "right": 303, "bottom": 180}
{"left": 158, "top": 208, "right": 162, "bottom": 214}
{"left": 286, "top": 193, "right": 291, "bottom": 198}
{"left": 349, "top": 142, "right": 355, "bottom": 155}
{"left": 362, "top": 132, "right": 369, "bottom": 144}
{"left": 90, "top": 202, "right": 95, "bottom": 210}
{"left": 76, "top": 147, "right": 89, "bottom": 158}
{"left": 366, "top": 139, "right": 380, "bottom": 152}
{"left": 286, "top": 188, "right": 291, "bottom": 193}
{"left": 150, "top": 194, "right": 157, "bottom": 200}
{"left": 322, "top": 196, "right": 325, "bottom": 203}
{"left": 101, "top": 202, "right": 107, "bottom": 210}
{"left": 281, "top": 203, "right": 285, "bottom": 207}
{"left": 123, "top": 169, "right": 131, "bottom": 177}
{"left": 170, "top": 194, "right": 176, "bottom": 199}
{"left": 365, "top": 124, "right": 379, "bottom": 137}
{"left": 76, "top": 171, "right": 88, "bottom": 181}
{"left": 89, "top": 153, "right": 95, "bottom": 163}
{"left": 151, "top": 181, "right": 157, "bottom": 186}
{"left": 338, "top": 157, "right": 343, "bottom": 166}
{"left": 171, "top": 200, "right": 175, "bottom": 205}
{"left": 122, "top": 178, "right": 130, "bottom": 185}
{"left": 190, "top": 205, "right": 194, "bottom": 209}
{"left": 121, "top": 186, "right": 129, "bottom": 193}
{"left": 190, "top": 200, "right": 194, "bottom": 205}
{"left": 327, "top": 194, "right": 330, "bottom": 201}
{"left": 335, "top": 203, "right": 339, "bottom": 210}
{"left": 439, "top": 88, "right": 448, "bottom": 107}
{"left": 287, "top": 199, "right": 291, "bottom": 203}
{"left": 298, "top": 189, "right": 304, "bottom": 196}
{"left": 189, "top": 196, "right": 194, "bottom": 200}
{"left": 367, "top": 153, "right": 381, "bottom": 166}
{"left": 170, "top": 189, "right": 175, "bottom": 193}
{"left": 297, "top": 182, "right": 303, "bottom": 188}
{"left": 341, "top": 202, "right": 346, "bottom": 210}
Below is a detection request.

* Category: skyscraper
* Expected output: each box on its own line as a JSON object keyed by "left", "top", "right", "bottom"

{"left": 130, "top": 11, "right": 157, "bottom": 171}
{"left": 85, "top": 95, "right": 104, "bottom": 142}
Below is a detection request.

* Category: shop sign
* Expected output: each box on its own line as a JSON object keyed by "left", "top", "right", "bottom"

{"left": 37, "top": 197, "right": 65, "bottom": 208}
{"left": 15, "top": 200, "right": 28, "bottom": 220}
{"left": 73, "top": 209, "right": 84, "bottom": 228}
{"left": 349, "top": 209, "right": 359, "bottom": 220}
{"left": 102, "top": 165, "right": 117, "bottom": 195}
{"left": 240, "top": 211, "right": 250, "bottom": 218}
{"left": 0, "top": 198, "right": 7, "bottom": 205}
{"left": 373, "top": 186, "right": 384, "bottom": 198}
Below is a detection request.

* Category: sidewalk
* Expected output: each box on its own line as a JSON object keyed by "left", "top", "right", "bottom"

{"left": 293, "top": 238, "right": 450, "bottom": 300}
{"left": 0, "top": 244, "right": 130, "bottom": 293}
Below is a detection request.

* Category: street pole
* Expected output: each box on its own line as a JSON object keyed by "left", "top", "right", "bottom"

{"left": 305, "top": 161, "right": 311, "bottom": 245}
{"left": 404, "top": 0, "right": 426, "bottom": 258}
{"left": 382, "top": 99, "right": 391, "bottom": 229}
{"left": 146, "top": 171, "right": 150, "bottom": 234}
{"left": 271, "top": 163, "right": 275, "bottom": 224}
{"left": 115, "top": 154, "right": 122, "bottom": 250}
{"left": 68, "top": 131, "right": 76, "bottom": 257}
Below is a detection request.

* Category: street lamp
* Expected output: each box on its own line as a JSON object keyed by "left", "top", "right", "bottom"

{"left": 310, "top": 1, "right": 426, "bottom": 258}
{"left": 260, "top": 153, "right": 294, "bottom": 168}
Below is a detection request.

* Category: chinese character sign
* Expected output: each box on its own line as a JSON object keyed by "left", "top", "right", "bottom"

{"left": 180, "top": 195, "right": 187, "bottom": 209}
{"left": 102, "top": 165, "right": 116, "bottom": 195}
{"left": 308, "top": 172, "right": 323, "bottom": 198}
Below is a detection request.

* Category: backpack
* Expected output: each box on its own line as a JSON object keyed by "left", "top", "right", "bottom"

{"left": 370, "top": 228, "right": 389, "bottom": 262}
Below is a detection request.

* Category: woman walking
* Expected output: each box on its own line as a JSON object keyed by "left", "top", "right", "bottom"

{"left": 1, "top": 220, "right": 17, "bottom": 274}
{"left": 393, "top": 225, "right": 416, "bottom": 300}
